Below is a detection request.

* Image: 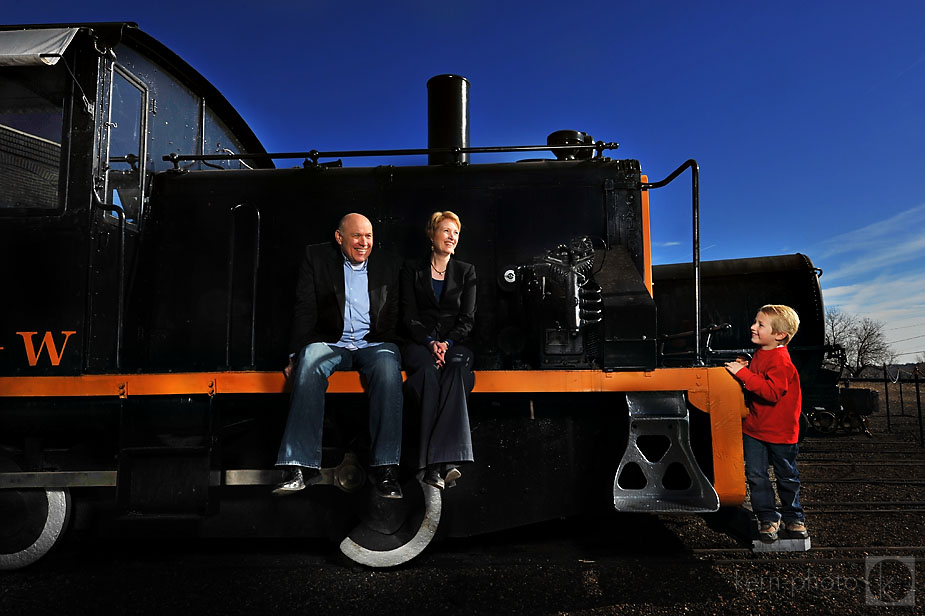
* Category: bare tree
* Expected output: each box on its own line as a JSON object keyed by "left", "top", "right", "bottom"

{"left": 825, "top": 307, "right": 856, "bottom": 349}
{"left": 825, "top": 308, "right": 893, "bottom": 376}
{"left": 851, "top": 317, "right": 892, "bottom": 375}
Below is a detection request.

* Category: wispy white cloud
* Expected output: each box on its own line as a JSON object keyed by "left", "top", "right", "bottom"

{"left": 824, "top": 273, "right": 925, "bottom": 316}
{"left": 896, "top": 51, "right": 925, "bottom": 79}
{"left": 823, "top": 270, "right": 925, "bottom": 359}
{"left": 816, "top": 203, "right": 925, "bottom": 252}
{"left": 816, "top": 204, "right": 925, "bottom": 282}
{"left": 865, "top": 50, "right": 925, "bottom": 94}
{"left": 824, "top": 236, "right": 925, "bottom": 282}
{"left": 816, "top": 204, "right": 925, "bottom": 360}
{"left": 651, "top": 241, "right": 720, "bottom": 266}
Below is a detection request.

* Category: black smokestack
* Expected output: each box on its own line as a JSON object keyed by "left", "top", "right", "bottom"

{"left": 427, "top": 74, "right": 470, "bottom": 165}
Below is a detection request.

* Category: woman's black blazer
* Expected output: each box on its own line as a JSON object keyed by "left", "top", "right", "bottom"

{"left": 400, "top": 256, "right": 476, "bottom": 346}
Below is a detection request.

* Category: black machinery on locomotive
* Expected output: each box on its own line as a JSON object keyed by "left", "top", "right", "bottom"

{"left": 1, "top": 23, "right": 836, "bottom": 569}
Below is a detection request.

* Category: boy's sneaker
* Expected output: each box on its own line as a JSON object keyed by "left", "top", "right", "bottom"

{"left": 784, "top": 520, "right": 809, "bottom": 539}
{"left": 758, "top": 520, "right": 780, "bottom": 542}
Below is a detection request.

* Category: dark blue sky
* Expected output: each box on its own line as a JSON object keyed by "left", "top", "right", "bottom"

{"left": 7, "top": 1, "right": 925, "bottom": 358}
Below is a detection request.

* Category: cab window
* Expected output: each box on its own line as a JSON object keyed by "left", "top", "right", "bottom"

{"left": 204, "top": 105, "right": 249, "bottom": 169}
{"left": 0, "top": 64, "right": 65, "bottom": 210}
{"left": 104, "top": 66, "right": 146, "bottom": 224}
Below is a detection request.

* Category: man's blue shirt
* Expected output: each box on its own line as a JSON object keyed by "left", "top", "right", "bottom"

{"left": 334, "top": 255, "right": 379, "bottom": 350}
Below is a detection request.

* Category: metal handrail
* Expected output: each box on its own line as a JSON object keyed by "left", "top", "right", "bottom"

{"left": 226, "top": 204, "right": 261, "bottom": 368}
{"left": 91, "top": 191, "right": 126, "bottom": 371}
{"left": 163, "top": 141, "right": 620, "bottom": 169}
{"left": 641, "top": 160, "right": 702, "bottom": 365}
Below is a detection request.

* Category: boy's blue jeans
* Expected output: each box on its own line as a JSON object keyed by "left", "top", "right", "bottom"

{"left": 743, "top": 433, "right": 805, "bottom": 524}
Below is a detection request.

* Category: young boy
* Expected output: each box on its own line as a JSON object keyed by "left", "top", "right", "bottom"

{"left": 725, "top": 304, "right": 808, "bottom": 542}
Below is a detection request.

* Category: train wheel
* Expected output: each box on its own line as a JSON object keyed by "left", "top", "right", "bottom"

{"left": 0, "top": 461, "right": 71, "bottom": 570}
{"left": 811, "top": 411, "right": 837, "bottom": 434}
{"left": 339, "top": 474, "right": 441, "bottom": 567}
{"left": 842, "top": 411, "right": 863, "bottom": 433}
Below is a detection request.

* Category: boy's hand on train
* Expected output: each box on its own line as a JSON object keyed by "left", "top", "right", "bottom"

{"left": 724, "top": 360, "right": 745, "bottom": 375}
{"left": 283, "top": 357, "right": 295, "bottom": 380}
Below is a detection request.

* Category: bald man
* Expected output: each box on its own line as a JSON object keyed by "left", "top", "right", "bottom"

{"left": 275, "top": 213, "right": 404, "bottom": 498}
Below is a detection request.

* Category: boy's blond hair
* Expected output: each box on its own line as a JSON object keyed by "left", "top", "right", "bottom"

{"left": 759, "top": 304, "right": 800, "bottom": 345}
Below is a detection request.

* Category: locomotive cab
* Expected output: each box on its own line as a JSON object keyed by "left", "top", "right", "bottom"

{"left": 0, "top": 23, "right": 268, "bottom": 375}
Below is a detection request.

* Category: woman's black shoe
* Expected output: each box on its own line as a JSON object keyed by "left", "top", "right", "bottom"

{"left": 423, "top": 467, "right": 445, "bottom": 490}
{"left": 443, "top": 467, "right": 461, "bottom": 489}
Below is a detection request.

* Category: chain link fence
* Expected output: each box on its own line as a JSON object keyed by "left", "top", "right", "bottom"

{"left": 836, "top": 365, "right": 924, "bottom": 447}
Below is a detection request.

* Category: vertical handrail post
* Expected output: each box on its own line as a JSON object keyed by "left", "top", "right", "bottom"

{"left": 883, "top": 364, "right": 892, "bottom": 433}
{"left": 226, "top": 204, "right": 261, "bottom": 369}
{"left": 92, "top": 193, "right": 126, "bottom": 371}
{"left": 640, "top": 159, "right": 702, "bottom": 365}
{"left": 914, "top": 366, "right": 923, "bottom": 448}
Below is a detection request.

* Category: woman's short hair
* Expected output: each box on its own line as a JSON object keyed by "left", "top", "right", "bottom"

{"left": 759, "top": 304, "right": 800, "bottom": 345}
{"left": 427, "top": 210, "right": 461, "bottom": 237}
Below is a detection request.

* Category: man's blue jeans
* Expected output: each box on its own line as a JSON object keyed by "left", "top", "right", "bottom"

{"left": 743, "top": 433, "right": 805, "bottom": 524}
{"left": 276, "top": 342, "right": 403, "bottom": 469}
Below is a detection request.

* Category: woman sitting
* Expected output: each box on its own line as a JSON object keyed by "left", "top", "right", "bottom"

{"left": 400, "top": 211, "right": 477, "bottom": 489}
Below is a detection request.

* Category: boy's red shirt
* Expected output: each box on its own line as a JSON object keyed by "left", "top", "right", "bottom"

{"left": 732, "top": 345, "right": 802, "bottom": 444}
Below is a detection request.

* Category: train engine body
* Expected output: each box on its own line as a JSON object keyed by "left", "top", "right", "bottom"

{"left": 0, "top": 23, "right": 825, "bottom": 568}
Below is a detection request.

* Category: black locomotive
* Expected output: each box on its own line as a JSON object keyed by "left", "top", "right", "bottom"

{"left": 0, "top": 23, "right": 828, "bottom": 568}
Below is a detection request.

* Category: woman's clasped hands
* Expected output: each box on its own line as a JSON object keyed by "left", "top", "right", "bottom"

{"left": 428, "top": 339, "right": 449, "bottom": 368}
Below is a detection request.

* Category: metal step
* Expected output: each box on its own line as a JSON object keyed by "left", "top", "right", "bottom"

{"left": 752, "top": 536, "right": 811, "bottom": 552}
{"left": 613, "top": 391, "right": 720, "bottom": 513}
